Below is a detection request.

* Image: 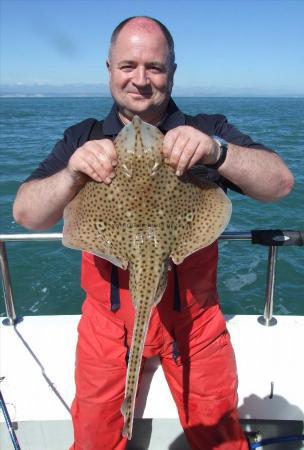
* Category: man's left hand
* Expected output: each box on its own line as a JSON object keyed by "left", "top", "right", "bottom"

{"left": 162, "top": 126, "right": 220, "bottom": 176}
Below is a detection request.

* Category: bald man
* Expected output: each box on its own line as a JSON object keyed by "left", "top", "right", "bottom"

{"left": 13, "top": 16, "right": 293, "bottom": 450}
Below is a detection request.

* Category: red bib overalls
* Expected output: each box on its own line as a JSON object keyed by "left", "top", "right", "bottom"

{"left": 70, "top": 242, "right": 248, "bottom": 450}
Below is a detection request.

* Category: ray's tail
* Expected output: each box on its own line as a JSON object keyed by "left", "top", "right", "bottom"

{"left": 121, "top": 299, "right": 153, "bottom": 439}
{"left": 121, "top": 254, "right": 168, "bottom": 440}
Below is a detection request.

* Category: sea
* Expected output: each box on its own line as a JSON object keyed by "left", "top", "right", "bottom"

{"left": 0, "top": 97, "right": 303, "bottom": 318}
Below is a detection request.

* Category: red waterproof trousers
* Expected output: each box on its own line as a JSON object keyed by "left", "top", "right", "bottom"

{"left": 70, "top": 246, "right": 248, "bottom": 450}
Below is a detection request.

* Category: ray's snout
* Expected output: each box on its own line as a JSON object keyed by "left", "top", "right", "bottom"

{"left": 131, "top": 115, "right": 142, "bottom": 128}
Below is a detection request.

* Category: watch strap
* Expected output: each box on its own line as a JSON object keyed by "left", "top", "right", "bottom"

{"left": 205, "top": 137, "right": 228, "bottom": 169}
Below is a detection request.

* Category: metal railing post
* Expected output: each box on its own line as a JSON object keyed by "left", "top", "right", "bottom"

{"left": 0, "top": 241, "right": 22, "bottom": 326}
{"left": 258, "top": 246, "right": 278, "bottom": 326}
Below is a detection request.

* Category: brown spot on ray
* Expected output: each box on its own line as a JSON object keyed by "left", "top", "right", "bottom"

{"left": 62, "top": 115, "right": 232, "bottom": 440}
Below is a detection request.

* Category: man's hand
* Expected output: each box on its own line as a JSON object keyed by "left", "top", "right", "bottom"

{"left": 162, "top": 126, "right": 220, "bottom": 176}
{"left": 13, "top": 138, "right": 118, "bottom": 230}
{"left": 67, "top": 139, "right": 118, "bottom": 185}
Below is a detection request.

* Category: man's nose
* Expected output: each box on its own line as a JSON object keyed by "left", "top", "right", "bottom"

{"left": 133, "top": 67, "right": 150, "bottom": 86}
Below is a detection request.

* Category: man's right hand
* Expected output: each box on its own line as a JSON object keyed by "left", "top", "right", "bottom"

{"left": 67, "top": 139, "right": 118, "bottom": 185}
{"left": 13, "top": 139, "right": 118, "bottom": 230}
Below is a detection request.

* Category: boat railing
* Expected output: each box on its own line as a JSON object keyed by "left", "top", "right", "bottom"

{"left": 0, "top": 230, "right": 303, "bottom": 327}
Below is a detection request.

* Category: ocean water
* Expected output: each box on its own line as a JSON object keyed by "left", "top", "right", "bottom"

{"left": 0, "top": 97, "right": 303, "bottom": 318}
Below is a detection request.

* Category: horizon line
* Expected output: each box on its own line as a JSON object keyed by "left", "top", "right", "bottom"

{"left": 1, "top": 94, "right": 303, "bottom": 99}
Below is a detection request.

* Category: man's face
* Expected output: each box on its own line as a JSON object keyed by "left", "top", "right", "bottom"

{"left": 107, "top": 24, "right": 176, "bottom": 124}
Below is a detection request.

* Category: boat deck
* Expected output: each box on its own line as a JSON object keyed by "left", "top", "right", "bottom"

{"left": 1, "top": 314, "right": 304, "bottom": 449}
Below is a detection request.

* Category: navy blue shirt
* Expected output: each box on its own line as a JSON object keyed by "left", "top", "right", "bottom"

{"left": 25, "top": 99, "right": 272, "bottom": 193}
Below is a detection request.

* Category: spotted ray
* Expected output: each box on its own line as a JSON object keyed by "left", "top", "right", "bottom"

{"left": 62, "top": 116, "right": 232, "bottom": 439}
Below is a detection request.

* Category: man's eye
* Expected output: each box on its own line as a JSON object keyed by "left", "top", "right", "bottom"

{"left": 149, "top": 67, "right": 162, "bottom": 73}
{"left": 120, "top": 65, "right": 133, "bottom": 72}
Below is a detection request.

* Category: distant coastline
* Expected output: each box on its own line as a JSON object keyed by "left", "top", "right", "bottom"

{"left": 1, "top": 83, "right": 303, "bottom": 98}
{"left": 1, "top": 94, "right": 303, "bottom": 99}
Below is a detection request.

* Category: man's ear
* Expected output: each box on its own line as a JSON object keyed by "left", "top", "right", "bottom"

{"left": 169, "top": 63, "right": 177, "bottom": 88}
{"left": 172, "top": 63, "right": 177, "bottom": 76}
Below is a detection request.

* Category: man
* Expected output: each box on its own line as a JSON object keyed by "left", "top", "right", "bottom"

{"left": 13, "top": 16, "right": 293, "bottom": 450}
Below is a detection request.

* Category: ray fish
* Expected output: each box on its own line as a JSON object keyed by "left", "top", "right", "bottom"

{"left": 62, "top": 116, "right": 232, "bottom": 439}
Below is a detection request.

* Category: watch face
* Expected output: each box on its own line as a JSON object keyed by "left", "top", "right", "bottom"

{"left": 212, "top": 135, "right": 228, "bottom": 147}
{"left": 207, "top": 136, "right": 229, "bottom": 169}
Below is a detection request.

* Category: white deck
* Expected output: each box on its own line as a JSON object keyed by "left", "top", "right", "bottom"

{"left": 1, "top": 314, "right": 303, "bottom": 424}
{"left": 0, "top": 314, "right": 304, "bottom": 449}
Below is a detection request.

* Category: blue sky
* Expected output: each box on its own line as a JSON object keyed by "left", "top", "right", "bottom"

{"left": 1, "top": 0, "right": 303, "bottom": 96}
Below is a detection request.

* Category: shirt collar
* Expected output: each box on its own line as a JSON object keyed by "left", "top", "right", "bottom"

{"left": 102, "top": 98, "right": 185, "bottom": 136}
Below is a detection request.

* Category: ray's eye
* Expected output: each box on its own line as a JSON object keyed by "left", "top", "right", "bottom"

{"left": 122, "top": 163, "right": 132, "bottom": 178}
{"left": 150, "top": 162, "right": 161, "bottom": 177}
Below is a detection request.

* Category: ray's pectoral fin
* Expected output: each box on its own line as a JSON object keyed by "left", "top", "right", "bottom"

{"left": 62, "top": 192, "right": 129, "bottom": 270}
{"left": 171, "top": 185, "right": 232, "bottom": 264}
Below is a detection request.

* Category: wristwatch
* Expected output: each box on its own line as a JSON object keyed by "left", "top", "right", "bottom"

{"left": 205, "top": 136, "right": 229, "bottom": 169}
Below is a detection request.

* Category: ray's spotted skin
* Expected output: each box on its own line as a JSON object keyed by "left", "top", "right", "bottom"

{"left": 62, "top": 116, "right": 232, "bottom": 439}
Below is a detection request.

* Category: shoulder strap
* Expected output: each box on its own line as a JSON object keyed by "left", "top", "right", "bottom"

{"left": 88, "top": 120, "right": 105, "bottom": 141}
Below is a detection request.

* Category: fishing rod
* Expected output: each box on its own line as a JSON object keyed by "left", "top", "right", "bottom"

{"left": 0, "top": 378, "right": 21, "bottom": 450}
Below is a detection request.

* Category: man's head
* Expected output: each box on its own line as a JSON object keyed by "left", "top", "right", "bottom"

{"left": 107, "top": 16, "right": 177, "bottom": 125}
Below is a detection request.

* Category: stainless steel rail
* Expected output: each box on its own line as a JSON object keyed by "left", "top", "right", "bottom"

{"left": 0, "top": 242, "right": 18, "bottom": 326}
{"left": 258, "top": 246, "right": 278, "bottom": 326}
{"left": 0, "top": 233, "right": 63, "bottom": 242}
{"left": 0, "top": 231, "right": 282, "bottom": 327}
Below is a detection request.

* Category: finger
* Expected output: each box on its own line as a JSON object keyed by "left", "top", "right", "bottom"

{"left": 68, "top": 140, "right": 116, "bottom": 183}
{"left": 93, "top": 149, "right": 116, "bottom": 177}
{"left": 188, "top": 152, "right": 203, "bottom": 169}
{"left": 68, "top": 151, "right": 101, "bottom": 183}
{"left": 85, "top": 152, "right": 116, "bottom": 183}
{"left": 95, "top": 139, "right": 118, "bottom": 167}
{"left": 75, "top": 157, "right": 104, "bottom": 183}
{"left": 175, "top": 141, "right": 200, "bottom": 176}
{"left": 187, "top": 141, "right": 211, "bottom": 168}
{"left": 71, "top": 146, "right": 112, "bottom": 183}
{"left": 162, "top": 129, "right": 179, "bottom": 160}
{"left": 81, "top": 140, "right": 117, "bottom": 181}
{"left": 168, "top": 135, "right": 190, "bottom": 170}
